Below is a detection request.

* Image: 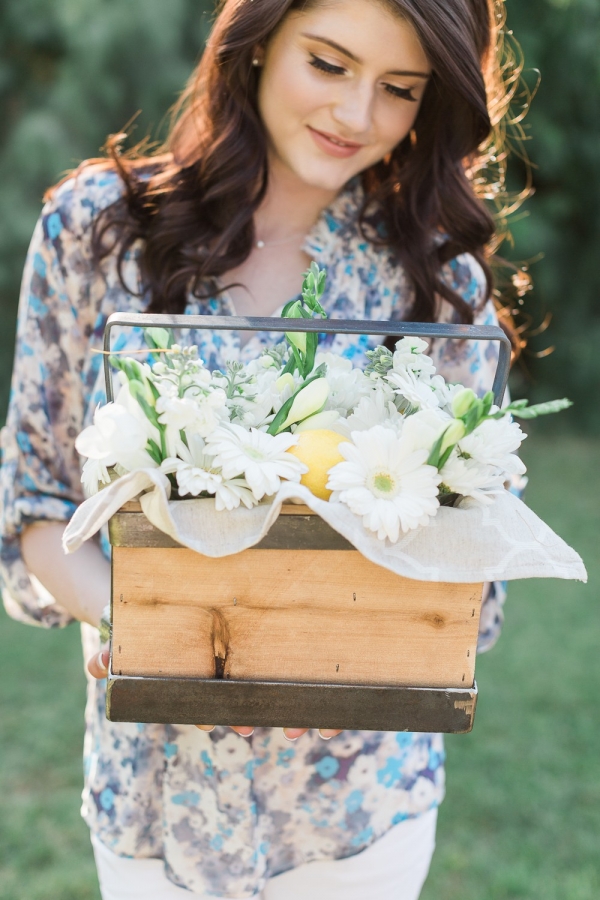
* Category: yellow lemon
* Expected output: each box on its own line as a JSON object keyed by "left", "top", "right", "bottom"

{"left": 288, "top": 429, "right": 349, "bottom": 500}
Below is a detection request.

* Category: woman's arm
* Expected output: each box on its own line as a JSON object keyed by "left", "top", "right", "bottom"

{"left": 21, "top": 523, "right": 110, "bottom": 629}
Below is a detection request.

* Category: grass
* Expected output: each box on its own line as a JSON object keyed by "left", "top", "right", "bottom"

{"left": 0, "top": 427, "right": 597, "bottom": 899}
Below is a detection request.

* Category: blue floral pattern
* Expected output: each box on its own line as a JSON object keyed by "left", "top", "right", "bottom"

{"left": 1, "top": 167, "right": 511, "bottom": 896}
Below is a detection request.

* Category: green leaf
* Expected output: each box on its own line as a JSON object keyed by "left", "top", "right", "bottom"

{"left": 427, "top": 432, "right": 446, "bottom": 468}
{"left": 129, "top": 381, "right": 159, "bottom": 428}
{"left": 481, "top": 391, "right": 495, "bottom": 418}
{"left": 144, "top": 327, "right": 172, "bottom": 351}
{"left": 146, "top": 438, "right": 163, "bottom": 465}
{"left": 510, "top": 398, "right": 573, "bottom": 419}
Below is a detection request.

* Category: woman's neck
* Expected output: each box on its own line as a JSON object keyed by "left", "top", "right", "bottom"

{"left": 254, "top": 155, "right": 339, "bottom": 245}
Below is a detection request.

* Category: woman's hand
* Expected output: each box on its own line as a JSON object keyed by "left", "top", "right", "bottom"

{"left": 88, "top": 646, "right": 342, "bottom": 741}
{"left": 195, "top": 726, "right": 342, "bottom": 740}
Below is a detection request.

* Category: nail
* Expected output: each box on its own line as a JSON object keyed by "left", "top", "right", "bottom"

{"left": 283, "top": 731, "right": 299, "bottom": 742}
{"left": 97, "top": 651, "right": 108, "bottom": 673}
{"left": 195, "top": 725, "right": 216, "bottom": 732}
{"left": 318, "top": 730, "right": 336, "bottom": 740}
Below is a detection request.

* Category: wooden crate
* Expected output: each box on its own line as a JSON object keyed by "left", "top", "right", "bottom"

{"left": 107, "top": 503, "right": 483, "bottom": 733}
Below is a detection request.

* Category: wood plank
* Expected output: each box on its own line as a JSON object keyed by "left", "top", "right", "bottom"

{"left": 112, "top": 547, "right": 482, "bottom": 688}
{"left": 106, "top": 672, "right": 478, "bottom": 733}
{"left": 116, "top": 501, "right": 313, "bottom": 515}
{"left": 109, "top": 510, "right": 353, "bottom": 550}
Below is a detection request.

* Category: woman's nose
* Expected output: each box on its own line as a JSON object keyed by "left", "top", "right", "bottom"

{"left": 331, "top": 82, "right": 374, "bottom": 137}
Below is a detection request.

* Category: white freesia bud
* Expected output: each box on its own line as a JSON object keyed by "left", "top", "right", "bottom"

{"left": 286, "top": 331, "right": 307, "bottom": 355}
{"left": 276, "top": 373, "right": 296, "bottom": 393}
{"left": 440, "top": 420, "right": 467, "bottom": 453}
{"left": 292, "top": 410, "right": 341, "bottom": 433}
{"left": 280, "top": 378, "right": 330, "bottom": 431}
{"left": 451, "top": 388, "right": 477, "bottom": 418}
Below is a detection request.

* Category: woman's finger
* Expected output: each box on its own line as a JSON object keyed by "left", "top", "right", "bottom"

{"left": 283, "top": 728, "right": 310, "bottom": 741}
{"left": 87, "top": 644, "right": 109, "bottom": 679}
{"left": 318, "top": 729, "right": 343, "bottom": 740}
{"left": 195, "top": 725, "right": 216, "bottom": 732}
{"left": 230, "top": 726, "right": 255, "bottom": 737}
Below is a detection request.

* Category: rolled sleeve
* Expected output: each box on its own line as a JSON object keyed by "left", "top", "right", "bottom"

{"left": 1, "top": 199, "right": 90, "bottom": 627}
{"left": 429, "top": 252, "right": 501, "bottom": 398}
{"left": 425, "top": 252, "right": 518, "bottom": 653}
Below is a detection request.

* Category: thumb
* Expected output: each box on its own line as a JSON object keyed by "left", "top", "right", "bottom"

{"left": 88, "top": 643, "right": 110, "bottom": 679}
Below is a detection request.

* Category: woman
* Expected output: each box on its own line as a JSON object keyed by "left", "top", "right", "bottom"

{"left": 1, "top": 0, "right": 524, "bottom": 897}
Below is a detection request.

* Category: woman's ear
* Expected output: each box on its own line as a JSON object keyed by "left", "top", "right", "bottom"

{"left": 252, "top": 47, "right": 265, "bottom": 67}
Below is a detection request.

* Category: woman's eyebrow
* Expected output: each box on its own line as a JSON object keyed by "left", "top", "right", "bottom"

{"left": 301, "top": 33, "right": 430, "bottom": 78}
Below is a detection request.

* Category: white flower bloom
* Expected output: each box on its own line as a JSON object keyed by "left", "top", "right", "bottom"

{"left": 161, "top": 435, "right": 256, "bottom": 509}
{"left": 81, "top": 457, "right": 111, "bottom": 496}
{"left": 327, "top": 425, "right": 441, "bottom": 542}
{"left": 316, "top": 352, "right": 372, "bottom": 415}
{"left": 392, "top": 337, "right": 436, "bottom": 377}
{"left": 156, "top": 390, "right": 227, "bottom": 437}
{"left": 76, "top": 402, "right": 155, "bottom": 472}
{"left": 206, "top": 424, "right": 307, "bottom": 500}
{"left": 345, "top": 385, "right": 403, "bottom": 434}
{"left": 400, "top": 407, "right": 452, "bottom": 454}
{"left": 386, "top": 369, "right": 441, "bottom": 411}
{"left": 213, "top": 479, "right": 256, "bottom": 512}
{"left": 439, "top": 452, "right": 504, "bottom": 505}
{"left": 459, "top": 415, "right": 527, "bottom": 477}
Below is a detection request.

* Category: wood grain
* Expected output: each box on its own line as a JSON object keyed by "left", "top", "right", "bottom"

{"left": 112, "top": 547, "right": 483, "bottom": 688}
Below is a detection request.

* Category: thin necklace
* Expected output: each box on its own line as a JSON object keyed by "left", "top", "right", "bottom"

{"left": 255, "top": 229, "right": 308, "bottom": 250}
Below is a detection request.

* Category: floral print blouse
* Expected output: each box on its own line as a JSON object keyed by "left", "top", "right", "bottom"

{"left": 1, "top": 167, "right": 512, "bottom": 897}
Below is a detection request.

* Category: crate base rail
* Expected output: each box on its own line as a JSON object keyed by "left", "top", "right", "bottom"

{"left": 106, "top": 671, "right": 478, "bottom": 734}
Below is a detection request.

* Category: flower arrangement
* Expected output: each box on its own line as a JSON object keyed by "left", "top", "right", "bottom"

{"left": 78, "top": 264, "right": 570, "bottom": 544}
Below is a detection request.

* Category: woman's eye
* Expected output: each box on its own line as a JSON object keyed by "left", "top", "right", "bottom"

{"left": 309, "top": 54, "right": 346, "bottom": 76}
{"left": 384, "top": 84, "right": 418, "bottom": 102}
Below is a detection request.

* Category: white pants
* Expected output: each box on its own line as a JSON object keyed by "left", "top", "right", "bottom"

{"left": 92, "top": 808, "right": 437, "bottom": 900}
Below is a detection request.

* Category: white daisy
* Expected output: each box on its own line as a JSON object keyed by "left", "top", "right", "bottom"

{"left": 327, "top": 425, "right": 441, "bottom": 542}
{"left": 213, "top": 478, "right": 256, "bottom": 512}
{"left": 161, "top": 435, "right": 256, "bottom": 509}
{"left": 206, "top": 424, "right": 307, "bottom": 501}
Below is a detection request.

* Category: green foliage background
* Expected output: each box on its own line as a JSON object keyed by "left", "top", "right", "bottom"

{"left": 0, "top": 0, "right": 598, "bottom": 427}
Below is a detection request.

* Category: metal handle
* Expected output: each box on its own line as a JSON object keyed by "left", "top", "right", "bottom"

{"left": 103, "top": 312, "right": 511, "bottom": 406}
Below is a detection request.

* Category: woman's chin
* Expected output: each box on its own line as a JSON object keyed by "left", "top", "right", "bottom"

{"left": 283, "top": 155, "right": 364, "bottom": 194}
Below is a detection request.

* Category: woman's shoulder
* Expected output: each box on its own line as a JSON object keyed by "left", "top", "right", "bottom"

{"left": 439, "top": 249, "right": 489, "bottom": 311}
{"left": 41, "top": 163, "right": 127, "bottom": 246}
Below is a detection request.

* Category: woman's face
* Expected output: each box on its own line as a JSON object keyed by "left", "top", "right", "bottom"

{"left": 258, "top": 0, "right": 431, "bottom": 193}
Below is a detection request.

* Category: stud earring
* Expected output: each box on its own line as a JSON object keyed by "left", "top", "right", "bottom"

{"left": 252, "top": 58, "right": 261, "bottom": 67}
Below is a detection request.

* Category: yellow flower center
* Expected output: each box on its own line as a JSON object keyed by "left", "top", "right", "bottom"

{"left": 370, "top": 471, "right": 398, "bottom": 498}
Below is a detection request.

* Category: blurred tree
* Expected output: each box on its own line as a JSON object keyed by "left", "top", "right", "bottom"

{"left": 0, "top": 0, "right": 598, "bottom": 428}
{"left": 0, "top": 0, "right": 214, "bottom": 415}
{"left": 506, "top": 0, "right": 600, "bottom": 430}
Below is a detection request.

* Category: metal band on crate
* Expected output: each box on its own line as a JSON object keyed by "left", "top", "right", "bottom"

{"left": 103, "top": 313, "right": 512, "bottom": 406}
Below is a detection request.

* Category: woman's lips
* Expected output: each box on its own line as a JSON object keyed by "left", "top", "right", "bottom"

{"left": 307, "top": 126, "right": 364, "bottom": 159}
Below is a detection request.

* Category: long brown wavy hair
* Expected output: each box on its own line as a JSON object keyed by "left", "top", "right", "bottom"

{"left": 73, "top": 0, "right": 530, "bottom": 349}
